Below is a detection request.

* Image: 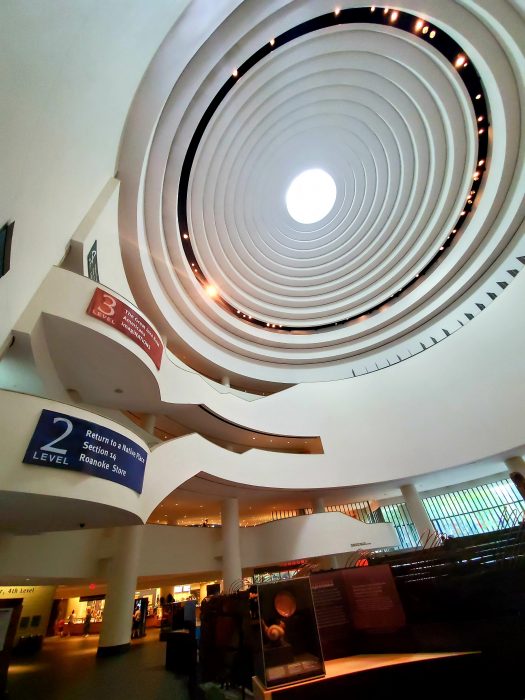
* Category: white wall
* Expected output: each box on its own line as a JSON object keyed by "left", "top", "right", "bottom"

{"left": 0, "top": 0, "right": 191, "bottom": 349}
{"left": 5, "top": 263, "right": 525, "bottom": 513}
{"left": 0, "top": 516, "right": 397, "bottom": 583}
{"left": 239, "top": 513, "right": 398, "bottom": 567}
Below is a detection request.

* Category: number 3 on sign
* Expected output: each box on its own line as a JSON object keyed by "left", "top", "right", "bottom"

{"left": 96, "top": 293, "right": 116, "bottom": 317}
{"left": 41, "top": 417, "right": 73, "bottom": 455}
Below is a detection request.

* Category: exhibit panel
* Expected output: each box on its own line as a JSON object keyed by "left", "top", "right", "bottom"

{"left": 256, "top": 579, "right": 325, "bottom": 689}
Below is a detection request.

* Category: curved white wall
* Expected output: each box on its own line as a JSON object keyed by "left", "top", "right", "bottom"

{"left": 5, "top": 264, "right": 523, "bottom": 515}
{"left": 0, "top": 391, "right": 148, "bottom": 520}
{"left": 0, "top": 516, "right": 397, "bottom": 583}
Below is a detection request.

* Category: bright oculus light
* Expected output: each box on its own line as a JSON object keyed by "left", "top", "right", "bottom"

{"left": 285, "top": 169, "right": 337, "bottom": 224}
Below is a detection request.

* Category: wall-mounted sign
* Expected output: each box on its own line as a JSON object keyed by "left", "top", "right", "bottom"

{"left": 87, "top": 288, "right": 163, "bottom": 369}
{"left": 23, "top": 409, "right": 147, "bottom": 493}
{"left": 87, "top": 240, "right": 99, "bottom": 282}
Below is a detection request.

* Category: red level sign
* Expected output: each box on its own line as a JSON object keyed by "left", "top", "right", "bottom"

{"left": 87, "top": 288, "right": 163, "bottom": 369}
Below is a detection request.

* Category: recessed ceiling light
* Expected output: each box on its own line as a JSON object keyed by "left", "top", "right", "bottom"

{"left": 286, "top": 169, "right": 336, "bottom": 224}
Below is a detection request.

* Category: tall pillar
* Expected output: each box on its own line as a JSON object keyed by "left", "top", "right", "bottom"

{"left": 221, "top": 498, "right": 242, "bottom": 593}
{"left": 160, "top": 586, "right": 174, "bottom": 603}
{"left": 143, "top": 414, "right": 156, "bottom": 435}
{"left": 400, "top": 483, "right": 436, "bottom": 542}
{"left": 505, "top": 456, "right": 525, "bottom": 478}
{"left": 505, "top": 456, "right": 525, "bottom": 499}
{"left": 97, "top": 526, "right": 143, "bottom": 657}
{"left": 312, "top": 497, "right": 325, "bottom": 514}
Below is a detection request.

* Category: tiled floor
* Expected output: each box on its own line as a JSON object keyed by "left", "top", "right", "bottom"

{"left": 7, "top": 633, "right": 190, "bottom": 700}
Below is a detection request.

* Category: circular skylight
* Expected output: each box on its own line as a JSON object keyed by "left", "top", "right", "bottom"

{"left": 285, "top": 168, "right": 337, "bottom": 224}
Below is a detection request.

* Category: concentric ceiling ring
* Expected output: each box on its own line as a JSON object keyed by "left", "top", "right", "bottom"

{"left": 119, "top": 1, "right": 525, "bottom": 386}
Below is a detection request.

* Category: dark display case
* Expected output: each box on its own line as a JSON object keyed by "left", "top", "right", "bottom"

{"left": 256, "top": 578, "right": 325, "bottom": 688}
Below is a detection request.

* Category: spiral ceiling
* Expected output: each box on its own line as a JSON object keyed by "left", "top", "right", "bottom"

{"left": 119, "top": 1, "right": 525, "bottom": 388}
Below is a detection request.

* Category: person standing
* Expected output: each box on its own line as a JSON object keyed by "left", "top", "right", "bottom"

{"left": 131, "top": 606, "right": 141, "bottom": 639}
{"left": 83, "top": 608, "right": 92, "bottom": 637}
{"left": 67, "top": 610, "right": 75, "bottom": 636}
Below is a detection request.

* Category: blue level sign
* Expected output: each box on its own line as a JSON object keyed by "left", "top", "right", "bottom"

{"left": 23, "top": 409, "right": 147, "bottom": 494}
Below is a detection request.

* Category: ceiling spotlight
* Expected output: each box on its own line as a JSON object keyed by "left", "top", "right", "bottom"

{"left": 269, "top": 38, "right": 275, "bottom": 46}
{"left": 232, "top": 69, "right": 238, "bottom": 77}
{"left": 390, "top": 10, "right": 399, "bottom": 22}
{"left": 461, "top": 210, "right": 466, "bottom": 216}
{"left": 429, "top": 30, "right": 436, "bottom": 38}
{"left": 414, "top": 19, "right": 423, "bottom": 31}
{"left": 455, "top": 55, "right": 466, "bottom": 68}
{"left": 334, "top": 7, "right": 341, "bottom": 16}
{"left": 370, "top": 6, "right": 376, "bottom": 12}
{"left": 383, "top": 7, "right": 389, "bottom": 14}
{"left": 475, "top": 93, "right": 482, "bottom": 100}
{"left": 422, "top": 25, "right": 429, "bottom": 34}
{"left": 183, "top": 233, "right": 189, "bottom": 239}
{"left": 440, "top": 246, "right": 444, "bottom": 251}
{"left": 205, "top": 284, "right": 218, "bottom": 298}
{"left": 478, "top": 128, "right": 485, "bottom": 134}
{"left": 478, "top": 159, "right": 485, "bottom": 166}
{"left": 477, "top": 115, "right": 484, "bottom": 122}
{"left": 452, "top": 229, "right": 457, "bottom": 233}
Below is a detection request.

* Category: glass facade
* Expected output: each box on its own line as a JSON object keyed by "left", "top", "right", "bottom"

{"left": 379, "top": 478, "right": 525, "bottom": 549}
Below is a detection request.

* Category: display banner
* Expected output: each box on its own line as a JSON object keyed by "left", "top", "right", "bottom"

{"left": 310, "top": 571, "right": 354, "bottom": 660}
{"left": 311, "top": 565, "right": 406, "bottom": 659}
{"left": 342, "top": 564, "right": 405, "bottom": 630}
{"left": 23, "top": 409, "right": 147, "bottom": 494}
{"left": 87, "top": 288, "right": 163, "bottom": 369}
{"left": 86, "top": 241, "right": 99, "bottom": 282}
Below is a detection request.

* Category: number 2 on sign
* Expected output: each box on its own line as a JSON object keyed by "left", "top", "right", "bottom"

{"left": 96, "top": 293, "right": 116, "bottom": 317}
{"left": 41, "top": 417, "right": 73, "bottom": 454}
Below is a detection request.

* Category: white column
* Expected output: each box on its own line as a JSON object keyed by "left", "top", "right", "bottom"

{"left": 505, "top": 456, "right": 525, "bottom": 479}
{"left": 221, "top": 498, "right": 242, "bottom": 593}
{"left": 143, "top": 414, "right": 156, "bottom": 435}
{"left": 97, "top": 526, "right": 143, "bottom": 656}
{"left": 400, "top": 483, "right": 436, "bottom": 542}
{"left": 312, "top": 497, "right": 325, "bottom": 514}
{"left": 505, "top": 456, "right": 525, "bottom": 499}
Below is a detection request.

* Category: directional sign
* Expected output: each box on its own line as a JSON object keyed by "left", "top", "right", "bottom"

{"left": 23, "top": 410, "right": 147, "bottom": 494}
